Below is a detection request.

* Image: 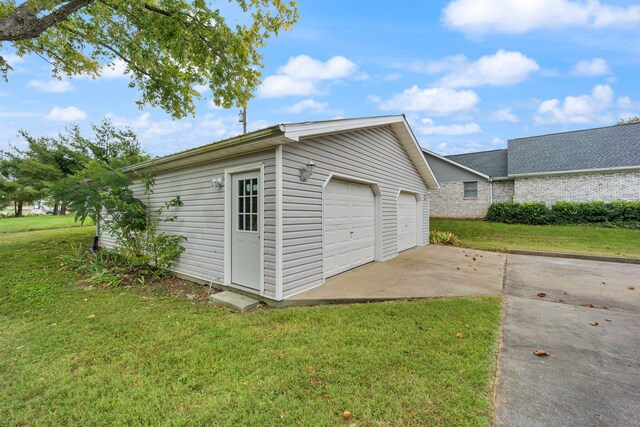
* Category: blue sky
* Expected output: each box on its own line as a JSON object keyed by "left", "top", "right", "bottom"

{"left": 1, "top": 0, "right": 640, "bottom": 156}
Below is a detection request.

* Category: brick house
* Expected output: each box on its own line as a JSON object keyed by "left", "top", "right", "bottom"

{"left": 423, "top": 122, "right": 640, "bottom": 218}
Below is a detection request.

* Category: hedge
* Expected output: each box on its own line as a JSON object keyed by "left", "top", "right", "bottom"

{"left": 486, "top": 200, "right": 640, "bottom": 227}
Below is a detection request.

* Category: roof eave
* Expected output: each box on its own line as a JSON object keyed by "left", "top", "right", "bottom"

{"left": 509, "top": 165, "right": 640, "bottom": 178}
{"left": 122, "top": 126, "right": 284, "bottom": 173}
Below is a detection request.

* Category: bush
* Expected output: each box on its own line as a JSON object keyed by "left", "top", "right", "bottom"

{"left": 429, "top": 230, "right": 461, "bottom": 246}
{"left": 486, "top": 200, "right": 640, "bottom": 228}
{"left": 486, "top": 202, "right": 519, "bottom": 223}
{"left": 515, "top": 202, "right": 550, "bottom": 225}
{"left": 608, "top": 200, "right": 640, "bottom": 222}
{"left": 551, "top": 201, "right": 581, "bottom": 224}
{"left": 578, "top": 201, "right": 608, "bottom": 223}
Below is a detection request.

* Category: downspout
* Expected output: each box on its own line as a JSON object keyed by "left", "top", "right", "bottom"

{"left": 489, "top": 179, "right": 494, "bottom": 204}
{"left": 90, "top": 216, "right": 100, "bottom": 254}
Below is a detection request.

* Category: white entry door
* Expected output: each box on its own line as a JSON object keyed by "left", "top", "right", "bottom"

{"left": 397, "top": 192, "right": 418, "bottom": 252}
{"left": 231, "top": 171, "right": 260, "bottom": 291}
{"left": 323, "top": 179, "right": 375, "bottom": 278}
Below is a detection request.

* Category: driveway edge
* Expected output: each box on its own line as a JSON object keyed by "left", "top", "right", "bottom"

{"left": 506, "top": 249, "right": 640, "bottom": 265}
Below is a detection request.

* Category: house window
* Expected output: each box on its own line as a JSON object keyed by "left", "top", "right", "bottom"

{"left": 464, "top": 181, "right": 478, "bottom": 198}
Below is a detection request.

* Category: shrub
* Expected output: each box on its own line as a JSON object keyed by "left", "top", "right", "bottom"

{"left": 578, "top": 201, "right": 608, "bottom": 223}
{"left": 551, "top": 201, "right": 581, "bottom": 224}
{"left": 486, "top": 202, "right": 519, "bottom": 223}
{"left": 429, "top": 230, "right": 461, "bottom": 246}
{"left": 515, "top": 202, "right": 550, "bottom": 225}
{"left": 608, "top": 200, "right": 640, "bottom": 222}
{"left": 486, "top": 199, "right": 640, "bottom": 228}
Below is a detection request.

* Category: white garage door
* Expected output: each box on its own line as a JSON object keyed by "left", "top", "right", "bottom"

{"left": 323, "top": 179, "right": 375, "bottom": 278}
{"left": 397, "top": 192, "right": 418, "bottom": 252}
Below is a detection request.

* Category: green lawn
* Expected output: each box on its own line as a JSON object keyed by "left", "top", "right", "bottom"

{"left": 0, "top": 226, "right": 502, "bottom": 426}
{"left": 0, "top": 214, "right": 92, "bottom": 234}
{"left": 431, "top": 218, "right": 640, "bottom": 258}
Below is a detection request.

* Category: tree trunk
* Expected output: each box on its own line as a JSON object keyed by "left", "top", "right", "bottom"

{"left": 60, "top": 205, "right": 67, "bottom": 215}
{"left": 53, "top": 202, "right": 60, "bottom": 215}
{"left": 0, "top": 1, "right": 95, "bottom": 42}
{"left": 16, "top": 201, "right": 23, "bottom": 217}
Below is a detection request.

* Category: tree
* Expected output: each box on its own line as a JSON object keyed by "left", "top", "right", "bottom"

{"left": 0, "top": 0, "right": 298, "bottom": 118}
{"left": 617, "top": 116, "right": 640, "bottom": 125}
{"left": 53, "top": 119, "right": 151, "bottom": 223}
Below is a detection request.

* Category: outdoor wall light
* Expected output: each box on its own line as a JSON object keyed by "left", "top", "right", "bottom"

{"left": 211, "top": 176, "right": 225, "bottom": 190}
{"left": 300, "top": 159, "right": 316, "bottom": 182}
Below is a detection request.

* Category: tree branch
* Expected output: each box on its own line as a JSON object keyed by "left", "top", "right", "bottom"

{"left": 0, "top": 0, "right": 95, "bottom": 41}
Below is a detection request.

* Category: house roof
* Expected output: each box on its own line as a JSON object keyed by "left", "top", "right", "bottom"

{"left": 422, "top": 148, "right": 490, "bottom": 180}
{"left": 124, "top": 115, "right": 439, "bottom": 189}
{"left": 445, "top": 149, "right": 508, "bottom": 178}
{"left": 508, "top": 122, "right": 640, "bottom": 176}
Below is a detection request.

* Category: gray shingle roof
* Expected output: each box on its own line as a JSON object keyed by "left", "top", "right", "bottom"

{"left": 446, "top": 149, "right": 508, "bottom": 178}
{"left": 508, "top": 122, "right": 640, "bottom": 175}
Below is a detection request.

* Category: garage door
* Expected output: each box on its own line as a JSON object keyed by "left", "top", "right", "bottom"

{"left": 397, "top": 192, "right": 418, "bottom": 252}
{"left": 323, "top": 179, "right": 375, "bottom": 278}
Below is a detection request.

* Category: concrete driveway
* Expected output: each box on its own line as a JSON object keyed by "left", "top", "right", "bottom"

{"left": 494, "top": 255, "right": 640, "bottom": 427}
{"left": 289, "top": 245, "right": 505, "bottom": 303}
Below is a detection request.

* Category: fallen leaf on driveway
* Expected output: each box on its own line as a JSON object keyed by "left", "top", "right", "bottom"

{"left": 456, "top": 332, "right": 464, "bottom": 339}
{"left": 589, "top": 321, "right": 599, "bottom": 326}
{"left": 343, "top": 411, "right": 351, "bottom": 420}
{"left": 629, "top": 286, "right": 636, "bottom": 291}
{"left": 533, "top": 350, "right": 549, "bottom": 356}
{"left": 604, "top": 319, "right": 612, "bottom": 322}
{"left": 582, "top": 303, "right": 595, "bottom": 308}
{"left": 537, "top": 292, "right": 546, "bottom": 297}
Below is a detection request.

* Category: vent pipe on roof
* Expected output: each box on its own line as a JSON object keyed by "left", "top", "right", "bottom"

{"left": 238, "top": 108, "right": 247, "bottom": 134}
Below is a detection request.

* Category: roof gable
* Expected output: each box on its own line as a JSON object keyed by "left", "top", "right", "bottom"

{"left": 445, "top": 149, "right": 508, "bottom": 178}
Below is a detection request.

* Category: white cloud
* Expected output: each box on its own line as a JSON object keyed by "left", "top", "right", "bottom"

{"left": 535, "top": 84, "right": 614, "bottom": 124}
{"left": 491, "top": 137, "right": 506, "bottom": 146}
{"left": 419, "top": 118, "right": 482, "bottom": 135}
{"left": 375, "top": 86, "right": 480, "bottom": 115}
{"left": 76, "top": 58, "right": 128, "bottom": 80}
{"left": 28, "top": 79, "right": 74, "bottom": 93}
{"left": 490, "top": 107, "right": 519, "bottom": 123}
{"left": 443, "top": 0, "right": 640, "bottom": 35}
{"left": 285, "top": 98, "right": 330, "bottom": 114}
{"left": 570, "top": 58, "right": 611, "bottom": 76}
{"left": 438, "top": 50, "right": 539, "bottom": 88}
{"left": 104, "top": 112, "right": 192, "bottom": 139}
{"left": 259, "top": 55, "right": 357, "bottom": 98}
{"left": 45, "top": 106, "right": 87, "bottom": 121}
{"left": 1, "top": 52, "right": 24, "bottom": 67}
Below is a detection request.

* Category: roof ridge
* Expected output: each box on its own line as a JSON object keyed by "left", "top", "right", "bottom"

{"left": 446, "top": 148, "right": 507, "bottom": 156}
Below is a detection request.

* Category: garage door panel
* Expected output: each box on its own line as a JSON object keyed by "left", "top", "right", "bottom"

{"left": 323, "top": 179, "right": 375, "bottom": 278}
{"left": 397, "top": 192, "right": 418, "bottom": 252}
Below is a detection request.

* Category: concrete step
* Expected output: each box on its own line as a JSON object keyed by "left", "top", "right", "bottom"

{"left": 209, "top": 291, "right": 260, "bottom": 312}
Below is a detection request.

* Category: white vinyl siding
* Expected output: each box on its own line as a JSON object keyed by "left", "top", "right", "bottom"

{"left": 281, "top": 126, "right": 430, "bottom": 298}
{"left": 99, "top": 149, "right": 277, "bottom": 299}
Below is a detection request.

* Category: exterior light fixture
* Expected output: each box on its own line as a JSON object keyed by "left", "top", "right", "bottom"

{"left": 300, "top": 159, "right": 316, "bottom": 182}
{"left": 211, "top": 177, "right": 225, "bottom": 190}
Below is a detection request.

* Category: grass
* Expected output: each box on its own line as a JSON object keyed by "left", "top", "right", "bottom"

{"left": 431, "top": 218, "right": 640, "bottom": 258}
{"left": 0, "top": 215, "right": 93, "bottom": 234}
{"left": 0, "top": 225, "right": 502, "bottom": 426}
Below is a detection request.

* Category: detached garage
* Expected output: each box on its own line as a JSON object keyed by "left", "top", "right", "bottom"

{"left": 101, "top": 115, "right": 439, "bottom": 301}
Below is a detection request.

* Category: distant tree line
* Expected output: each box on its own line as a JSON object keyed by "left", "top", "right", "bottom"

{"left": 0, "top": 120, "right": 149, "bottom": 216}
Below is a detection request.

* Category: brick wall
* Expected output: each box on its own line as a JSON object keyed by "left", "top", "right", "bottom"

{"left": 514, "top": 170, "right": 640, "bottom": 204}
{"left": 493, "top": 180, "right": 514, "bottom": 202}
{"left": 429, "top": 180, "right": 492, "bottom": 218}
